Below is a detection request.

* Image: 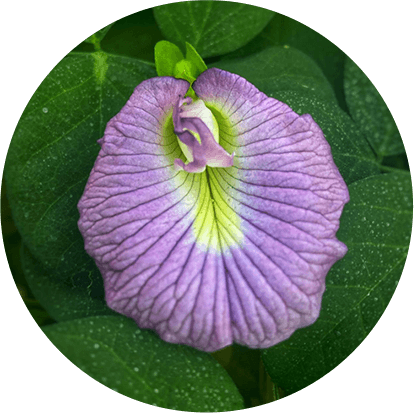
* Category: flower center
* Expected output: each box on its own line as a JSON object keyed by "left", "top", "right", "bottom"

{"left": 179, "top": 99, "right": 220, "bottom": 157}
{"left": 173, "top": 96, "right": 234, "bottom": 173}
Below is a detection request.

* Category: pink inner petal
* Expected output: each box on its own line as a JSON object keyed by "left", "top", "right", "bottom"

{"left": 173, "top": 96, "right": 234, "bottom": 173}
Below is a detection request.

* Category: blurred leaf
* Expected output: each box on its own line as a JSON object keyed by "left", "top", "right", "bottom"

{"left": 43, "top": 316, "right": 244, "bottom": 411}
{"left": 344, "top": 58, "right": 405, "bottom": 158}
{"left": 99, "top": 8, "right": 165, "bottom": 62}
{"left": 154, "top": 1, "right": 274, "bottom": 58}
{"left": 262, "top": 173, "right": 412, "bottom": 395}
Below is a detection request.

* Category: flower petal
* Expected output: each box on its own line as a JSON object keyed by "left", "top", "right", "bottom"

{"left": 191, "top": 68, "right": 349, "bottom": 347}
{"left": 173, "top": 97, "right": 234, "bottom": 173}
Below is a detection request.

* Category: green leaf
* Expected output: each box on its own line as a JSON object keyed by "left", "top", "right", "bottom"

{"left": 262, "top": 173, "right": 412, "bottom": 395}
{"left": 21, "top": 244, "right": 113, "bottom": 321}
{"left": 344, "top": 58, "right": 405, "bottom": 158}
{"left": 4, "top": 51, "right": 156, "bottom": 282}
{"left": 239, "top": 14, "right": 347, "bottom": 109}
{"left": 98, "top": 8, "right": 164, "bottom": 62}
{"left": 84, "top": 23, "right": 114, "bottom": 49}
{"left": 154, "top": 1, "right": 274, "bottom": 58}
{"left": 43, "top": 316, "right": 245, "bottom": 411}
{"left": 218, "top": 13, "right": 347, "bottom": 110}
{"left": 155, "top": 40, "right": 184, "bottom": 76}
{"left": 214, "top": 46, "right": 337, "bottom": 103}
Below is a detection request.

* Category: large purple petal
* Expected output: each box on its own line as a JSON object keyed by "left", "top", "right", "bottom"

{"left": 191, "top": 68, "right": 349, "bottom": 347}
{"left": 78, "top": 70, "right": 349, "bottom": 352}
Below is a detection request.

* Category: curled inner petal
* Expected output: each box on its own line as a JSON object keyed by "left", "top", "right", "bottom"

{"left": 173, "top": 96, "right": 235, "bottom": 173}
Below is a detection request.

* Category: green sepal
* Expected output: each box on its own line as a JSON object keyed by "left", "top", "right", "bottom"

{"left": 185, "top": 42, "right": 208, "bottom": 75}
{"left": 173, "top": 59, "right": 197, "bottom": 83}
{"left": 154, "top": 40, "right": 184, "bottom": 77}
{"left": 155, "top": 40, "right": 207, "bottom": 86}
{"left": 155, "top": 41, "right": 207, "bottom": 99}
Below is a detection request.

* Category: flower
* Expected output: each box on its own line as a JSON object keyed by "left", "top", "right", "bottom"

{"left": 78, "top": 68, "right": 349, "bottom": 352}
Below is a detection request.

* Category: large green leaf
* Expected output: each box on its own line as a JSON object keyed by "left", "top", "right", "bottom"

{"left": 221, "top": 13, "right": 347, "bottom": 109}
{"left": 344, "top": 58, "right": 405, "bottom": 158}
{"left": 153, "top": 1, "right": 274, "bottom": 58}
{"left": 262, "top": 173, "right": 412, "bottom": 395}
{"left": 275, "top": 16, "right": 346, "bottom": 103}
{"left": 4, "top": 51, "right": 156, "bottom": 280}
{"left": 215, "top": 46, "right": 337, "bottom": 103}
{"left": 43, "top": 316, "right": 244, "bottom": 411}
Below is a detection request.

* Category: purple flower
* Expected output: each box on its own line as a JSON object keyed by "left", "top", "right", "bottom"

{"left": 78, "top": 68, "right": 349, "bottom": 352}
